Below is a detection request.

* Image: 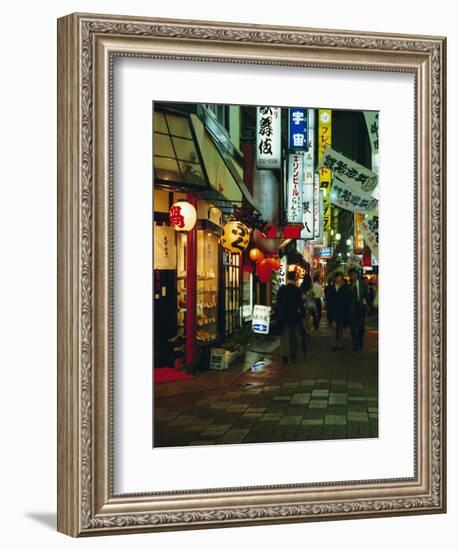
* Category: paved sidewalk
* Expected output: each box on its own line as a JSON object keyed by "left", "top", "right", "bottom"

{"left": 154, "top": 317, "right": 378, "bottom": 447}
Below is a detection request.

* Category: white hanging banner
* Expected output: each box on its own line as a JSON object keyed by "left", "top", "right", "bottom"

{"left": 286, "top": 153, "right": 304, "bottom": 223}
{"left": 364, "top": 111, "right": 379, "bottom": 154}
{"left": 359, "top": 213, "right": 379, "bottom": 259}
{"left": 318, "top": 147, "right": 378, "bottom": 194}
{"left": 256, "top": 106, "right": 281, "bottom": 169}
{"left": 347, "top": 253, "right": 363, "bottom": 270}
{"left": 330, "top": 178, "right": 378, "bottom": 214}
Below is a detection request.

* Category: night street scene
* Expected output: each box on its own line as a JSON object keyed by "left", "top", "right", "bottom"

{"left": 153, "top": 102, "right": 379, "bottom": 448}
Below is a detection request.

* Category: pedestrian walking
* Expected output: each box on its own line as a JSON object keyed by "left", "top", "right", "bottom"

{"left": 324, "top": 275, "right": 335, "bottom": 327}
{"left": 327, "top": 272, "right": 350, "bottom": 351}
{"left": 311, "top": 275, "right": 324, "bottom": 330}
{"left": 276, "top": 270, "right": 306, "bottom": 363}
{"left": 300, "top": 275, "right": 316, "bottom": 338}
{"left": 348, "top": 267, "right": 369, "bottom": 351}
{"left": 367, "top": 280, "right": 376, "bottom": 314}
{"left": 300, "top": 267, "right": 312, "bottom": 293}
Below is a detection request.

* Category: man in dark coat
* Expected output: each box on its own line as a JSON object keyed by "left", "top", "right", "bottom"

{"left": 348, "top": 267, "right": 369, "bottom": 351}
{"left": 276, "top": 270, "right": 306, "bottom": 362}
{"left": 327, "top": 272, "right": 350, "bottom": 350}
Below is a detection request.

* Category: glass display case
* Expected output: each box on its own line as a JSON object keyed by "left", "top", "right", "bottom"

{"left": 242, "top": 270, "right": 253, "bottom": 321}
{"left": 224, "top": 251, "right": 241, "bottom": 334}
{"left": 176, "top": 230, "right": 220, "bottom": 344}
{"left": 196, "top": 230, "right": 219, "bottom": 343}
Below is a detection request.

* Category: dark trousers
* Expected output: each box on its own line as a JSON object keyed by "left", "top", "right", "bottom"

{"left": 350, "top": 308, "right": 366, "bottom": 350}
{"left": 281, "top": 321, "right": 306, "bottom": 360}
{"left": 335, "top": 320, "right": 344, "bottom": 345}
{"left": 313, "top": 299, "right": 322, "bottom": 329}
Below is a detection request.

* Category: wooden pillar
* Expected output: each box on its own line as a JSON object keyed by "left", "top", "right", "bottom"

{"left": 185, "top": 194, "right": 197, "bottom": 366}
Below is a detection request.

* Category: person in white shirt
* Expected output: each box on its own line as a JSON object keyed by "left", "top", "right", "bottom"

{"left": 311, "top": 275, "right": 324, "bottom": 330}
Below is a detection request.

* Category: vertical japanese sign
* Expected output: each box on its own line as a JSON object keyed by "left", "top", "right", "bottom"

{"left": 312, "top": 188, "right": 324, "bottom": 244}
{"left": 301, "top": 109, "right": 315, "bottom": 239}
{"left": 318, "top": 189, "right": 324, "bottom": 241}
{"left": 354, "top": 213, "right": 365, "bottom": 252}
{"left": 318, "top": 109, "right": 332, "bottom": 242}
{"left": 288, "top": 108, "right": 308, "bottom": 150}
{"left": 332, "top": 208, "right": 339, "bottom": 240}
{"left": 153, "top": 224, "right": 177, "bottom": 270}
{"left": 256, "top": 106, "right": 281, "bottom": 169}
{"left": 363, "top": 111, "right": 379, "bottom": 154}
{"left": 278, "top": 256, "right": 287, "bottom": 286}
{"left": 359, "top": 213, "right": 379, "bottom": 259}
{"left": 313, "top": 173, "right": 320, "bottom": 238}
{"left": 364, "top": 111, "right": 380, "bottom": 202}
{"left": 286, "top": 153, "right": 304, "bottom": 223}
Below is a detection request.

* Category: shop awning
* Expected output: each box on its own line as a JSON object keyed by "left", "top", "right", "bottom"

{"left": 191, "top": 109, "right": 261, "bottom": 213}
{"left": 153, "top": 106, "right": 261, "bottom": 214}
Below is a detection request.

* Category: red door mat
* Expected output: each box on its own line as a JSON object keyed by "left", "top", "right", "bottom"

{"left": 154, "top": 368, "right": 194, "bottom": 384}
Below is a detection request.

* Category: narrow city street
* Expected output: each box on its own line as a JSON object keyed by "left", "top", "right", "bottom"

{"left": 154, "top": 316, "right": 378, "bottom": 447}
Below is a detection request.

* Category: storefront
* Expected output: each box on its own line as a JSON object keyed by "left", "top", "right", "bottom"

{"left": 153, "top": 105, "right": 248, "bottom": 369}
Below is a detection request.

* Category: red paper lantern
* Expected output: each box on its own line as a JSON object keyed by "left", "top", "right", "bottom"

{"left": 249, "top": 248, "right": 264, "bottom": 263}
{"left": 266, "top": 257, "right": 281, "bottom": 271}
{"left": 257, "top": 259, "right": 273, "bottom": 283}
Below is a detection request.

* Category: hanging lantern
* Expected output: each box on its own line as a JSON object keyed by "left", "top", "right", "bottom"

{"left": 249, "top": 248, "right": 264, "bottom": 263}
{"left": 221, "top": 220, "right": 251, "bottom": 254}
{"left": 257, "top": 259, "right": 273, "bottom": 283}
{"left": 169, "top": 201, "right": 197, "bottom": 231}
{"left": 266, "top": 257, "right": 281, "bottom": 271}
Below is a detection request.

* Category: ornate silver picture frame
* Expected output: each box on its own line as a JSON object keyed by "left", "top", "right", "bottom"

{"left": 57, "top": 13, "right": 446, "bottom": 536}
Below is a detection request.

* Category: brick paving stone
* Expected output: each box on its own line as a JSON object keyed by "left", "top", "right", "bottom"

{"left": 226, "top": 404, "right": 249, "bottom": 413}
{"left": 301, "top": 418, "right": 323, "bottom": 426}
{"left": 210, "top": 400, "right": 233, "bottom": 410}
{"left": 348, "top": 411, "right": 370, "bottom": 423}
{"left": 348, "top": 382, "right": 364, "bottom": 390}
{"left": 218, "top": 429, "right": 250, "bottom": 443}
{"left": 155, "top": 410, "right": 181, "bottom": 422}
{"left": 325, "top": 414, "right": 347, "bottom": 425}
{"left": 329, "top": 393, "right": 347, "bottom": 405}
{"left": 183, "top": 420, "right": 214, "bottom": 432}
{"left": 260, "top": 412, "right": 283, "bottom": 422}
{"left": 241, "top": 412, "right": 263, "bottom": 420}
{"left": 200, "top": 424, "right": 231, "bottom": 436}
{"left": 278, "top": 415, "right": 302, "bottom": 426}
{"left": 309, "top": 399, "right": 328, "bottom": 409}
{"left": 167, "top": 414, "right": 197, "bottom": 426}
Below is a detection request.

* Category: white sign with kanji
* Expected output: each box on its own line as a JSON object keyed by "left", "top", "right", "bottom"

{"left": 286, "top": 153, "right": 304, "bottom": 224}
{"left": 256, "top": 107, "right": 281, "bottom": 169}
{"left": 252, "top": 305, "right": 272, "bottom": 334}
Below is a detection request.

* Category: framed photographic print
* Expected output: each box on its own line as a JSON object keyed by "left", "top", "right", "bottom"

{"left": 57, "top": 13, "right": 446, "bottom": 536}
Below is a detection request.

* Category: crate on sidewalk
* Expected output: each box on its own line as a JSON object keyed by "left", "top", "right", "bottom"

{"left": 209, "top": 347, "right": 241, "bottom": 370}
